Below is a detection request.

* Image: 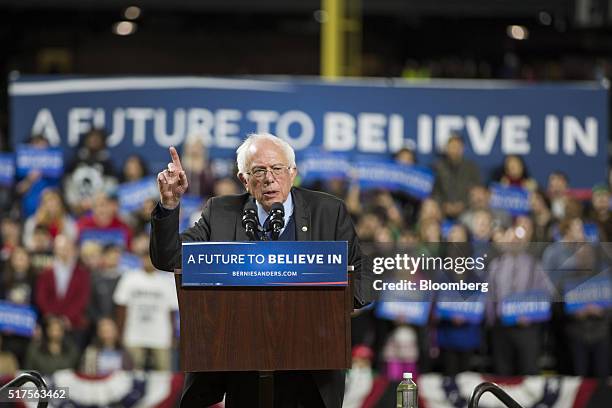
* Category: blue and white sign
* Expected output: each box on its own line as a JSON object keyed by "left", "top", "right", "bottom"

{"left": 489, "top": 183, "right": 531, "bottom": 216}
{"left": 15, "top": 146, "right": 64, "bottom": 178}
{"left": 9, "top": 76, "right": 608, "bottom": 188}
{"left": 299, "top": 153, "right": 433, "bottom": 199}
{"left": 552, "top": 222, "right": 600, "bottom": 242}
{"left": 179, "top": 195, "right": 205, "bottom": 233}
{"left": 564, "top": 274, "right": 612, "bottom": 314}
{"left": 299, "top": 150, "right": 351, "bottom": 183}
{"left": 501, "top": 290, "right": 551, "bottom": 326}
{"left": 376, "top": 301, "right": 431, "bottom": 326}
{"left": 117, "top": 177, "right": 159, "bottom": 213}
{"left": 0, "top": 153, "right": 15, "bottom": 187}
{"left": 356, "top": 161, "right": 434, "bottom": 199}
{"left": 435, "top": 293, "right": 486, "bottom": 324}
{"left": 119, "top": 252, "right": 143, "bottom": 271}
{"left": 181, "top": 241, "right": 348, "bottom": 286}
{"left": 80, "top": 228, "right": 128, "bottom": 248}
{"left": 0, "top": 301, "right": 37, "bottom": 337}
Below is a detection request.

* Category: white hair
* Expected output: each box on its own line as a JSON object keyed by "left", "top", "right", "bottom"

{"left": 236, "top": 133, "right": 296, "bottom": 174}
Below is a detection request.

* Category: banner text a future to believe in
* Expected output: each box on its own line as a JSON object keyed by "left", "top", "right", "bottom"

{"left": 9, "top": 76, "right": 608, "bottom": 187}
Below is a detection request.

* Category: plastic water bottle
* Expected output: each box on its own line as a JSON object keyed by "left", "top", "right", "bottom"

{"left": 396, "top": 372, "right": 418, "bottom": 408}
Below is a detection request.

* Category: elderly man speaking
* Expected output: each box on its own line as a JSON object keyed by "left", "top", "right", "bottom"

{"left": 150, "top": 133, "right": 366, "bottom": 408}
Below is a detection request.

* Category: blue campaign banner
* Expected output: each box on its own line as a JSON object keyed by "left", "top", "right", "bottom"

{"left": 15, "top": 145, "right": 64, "bottom": 178}
{"left": 117, "top": 177, "right": 159, "bottom": 213}
{"left": 501, "top": 290, "right": 551, "bottom": 326}
{"left": 356, "top": 161, "right": 434, "bottom": 199}
{"left": 181, "top": 241, "right": 348, "bottom": 286}
{"left": 0, "top": 301, "right": 37, "bottom": 337}
{"left": 435, "top": 293, "right": 486, "bottom": 324}
{"left": 489, "top": 183, "right": 531, "bottom": 216}
{"left": 552, "top": 222, "right": 600, "bottom": 242}
{"left": 375, "top": 301, "right": 431, "bottom": 326}
{"left": 441, "top": 220, "right": 456, "bottom": 240}
{"left": 119, "top": 252, "right": 143, "bottom": 271}
{"left": 583, "top": 223, "right": 600, "bottom": 242}
{"left": 9, "top": 76, "right": 608, "bottom": 188}
{"left": 0, "top": 153, "right": 15, "bottom": 187}
{"left": 564, "top": 274, "right": 612, "bottom": 314}
{"left": 80, "top": 228, "right": 128, "bottom": 248}
{"left": 299, "top": 150, "right": 351, "bottom": 183}
{"left": 179, "top": 195, "right": 205, "bottom": 233}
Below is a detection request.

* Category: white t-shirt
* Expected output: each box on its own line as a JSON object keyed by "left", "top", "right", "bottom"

{"left": 113, "top": 270, "right": 178, "bottom": 349}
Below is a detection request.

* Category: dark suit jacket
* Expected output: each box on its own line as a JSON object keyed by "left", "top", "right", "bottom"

{"left": 150, "top": 186, "right": 366, "bottom": 408}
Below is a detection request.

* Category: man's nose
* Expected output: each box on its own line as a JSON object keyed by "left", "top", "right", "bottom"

{"left": 263, "top": 170, "right": 276, "bottom": 183}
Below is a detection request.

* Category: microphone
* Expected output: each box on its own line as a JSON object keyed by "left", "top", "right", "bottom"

{"left": 242, "top": 200, "right": 259, "bottom": 241}
{"left": 268, "top": 202, "right": 285, "bottom": 240}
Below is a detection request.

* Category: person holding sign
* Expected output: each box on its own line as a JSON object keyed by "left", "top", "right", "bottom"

{"left": 151, "top": 133, "right": 366, "bottom": 408}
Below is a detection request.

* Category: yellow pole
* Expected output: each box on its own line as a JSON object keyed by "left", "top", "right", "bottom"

{"left": 321, "top": 0, "right": 344, "bottom": 79}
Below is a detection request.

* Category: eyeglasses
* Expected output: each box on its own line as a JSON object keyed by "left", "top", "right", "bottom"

{"left": 246, "top": 165, "right": 293, "bottom": 180}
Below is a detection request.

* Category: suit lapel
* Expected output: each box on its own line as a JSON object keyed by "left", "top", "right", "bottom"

{"left": 235, "top": 195, "right": 254, "bottom": 242}
{"left": 292, "top": 188, "right": 311, "bottom": 241}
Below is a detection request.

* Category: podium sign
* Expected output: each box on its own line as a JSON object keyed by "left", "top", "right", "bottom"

{"left": 175, "top": 241, "right": 353, "bottom": 371}
{"left": 181, "top": 241, "right": 348, "bottom": 287}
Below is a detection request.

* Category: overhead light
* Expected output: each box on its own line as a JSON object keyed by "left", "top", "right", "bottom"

{"left": 124, "top": 6, "right": 141, "bottom": 20}
{"left": 507, "top": 25, "right": 529, "bottom": 40}
{"left": 313, "top": 10, "right": 327, "bottom": 23}
{"left": 113, "top": 21, "right": 137, "bottom": 36}
{"left": 538, "top": 11, "right": 552, "bottom": 26}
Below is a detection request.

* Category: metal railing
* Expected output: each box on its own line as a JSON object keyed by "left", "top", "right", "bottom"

{"left": 0, "top": 371, "right": 49, "bottom": 408}
{"left": 468, "top": 382, "right": 524, "bottom": 408}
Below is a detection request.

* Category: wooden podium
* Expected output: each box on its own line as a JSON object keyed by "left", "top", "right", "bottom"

{"left": 173, "top": 268, "right": 353, "bottom": 372}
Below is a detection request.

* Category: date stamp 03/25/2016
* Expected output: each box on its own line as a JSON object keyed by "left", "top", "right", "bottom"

{"left": 0, "top": 387, "right": 69, "bottom": 402}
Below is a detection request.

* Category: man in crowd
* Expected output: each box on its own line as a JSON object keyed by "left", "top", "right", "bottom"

{"left": 35, "top": 234, "right": 90, "bottom": 347}
{"left": 150, "top": 133, "right": 366, "bottom": 408}
{"left": 432, "top": 134, "right": 481, "bottom": 219}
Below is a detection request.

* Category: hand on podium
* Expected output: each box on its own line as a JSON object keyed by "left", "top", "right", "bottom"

{"left": 157, "top": 146, "right": 189, "bottom": 210}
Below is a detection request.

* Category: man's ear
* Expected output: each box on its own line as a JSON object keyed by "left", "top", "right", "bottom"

{"left": 290, "top": 167, "right": 298, "bottom": 186}
{"left": 238, "top": 173, "right": 248, "bottom": 192}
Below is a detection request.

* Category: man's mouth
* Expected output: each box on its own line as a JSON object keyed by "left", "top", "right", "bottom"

{"left": 263, "top": 191, "right": 278, "bottom": 198}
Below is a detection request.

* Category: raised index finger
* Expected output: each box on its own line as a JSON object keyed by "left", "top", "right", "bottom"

{"left": 169, "top": 146, "right": 183, "bottom": 170}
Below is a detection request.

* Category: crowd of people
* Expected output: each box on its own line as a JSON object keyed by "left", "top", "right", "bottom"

{"left": 0, "top": 128, "right": 609, "bottom": 387}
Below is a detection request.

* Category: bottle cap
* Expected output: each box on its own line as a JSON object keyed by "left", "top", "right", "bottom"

{"left": 403, "top": 372, "right": 412, "bottom": 379}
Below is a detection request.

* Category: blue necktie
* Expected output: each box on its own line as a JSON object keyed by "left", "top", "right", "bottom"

{"left": 262, "top": 216, "right": 272, "bottom": 240}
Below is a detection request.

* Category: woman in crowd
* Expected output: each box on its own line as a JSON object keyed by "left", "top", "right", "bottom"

{"left": 120, "top": 154, "right": 149, "bottom": 184}
{"left": 1, "top": 246, "right": 36, "bottom": 305}
{"left": 180, "top": 136, "right": 215, "bottom": 198}
{"left": 434, "top": 224, "right": 484, "bottom": 375}
{"left": 80, "top": 318, "right": 133, "bottom": 375}
{"left": 23, "top": 188, "right": 77, "bottom": 250}
{"left": 497, "top": 154, "right": 537, "bottom": 191}
{"left": 25, "top": 315, "right": 79, "bottom": 375}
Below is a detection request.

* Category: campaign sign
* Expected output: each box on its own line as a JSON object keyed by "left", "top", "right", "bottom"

{"left": 583, "top": 223, "right": 600, "bottom": 242}
{"left": 375, "top": 301, "right": 431, "bottom": 326}
{"left": 356, "top": 161, "right": 434, "bottom": 199}
{"left": 181, "top": 241, "right": 348, "bottom": 286}
{"left": 0, "top": 301, "right": 37, "bottom": 337}
{"left": 80, "top": 228, "right": 128, "bottom": 248}
{"left": 441, "top": 220, "right": 456, "bottom": 240}
{"left": 15, "top": 146, "right": 63, "bottom": 178}
{"left": 435, "top": 293, "right": 486, "bottom": 324}
{"left": 489, "top": 183, "right": 530, "bottom": 216}
{"left": 0, "top": 153, "right": 15, "bottom": 187}
{"left": 552, "top": 222, "right": 600, "bottom": 242}
{"left": 564, "top": 274, "right": 612, "bottom": 314}
{"left": 10, "top": 76, "right": 608, "bottom": 188}
{"left": 299, "top": 150, "right": 351, "bottom": 183}
{"left": 119, "top": 252, "right": 143, "bottom": 271}
{"left": 179, "top": 195, "right": 205, "bottom": 233}
{"left": 501, "top": 290, "right": 551, "bottom": 326}
{"left": 117, "top": 177, "right": 158, "bottom": 213}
